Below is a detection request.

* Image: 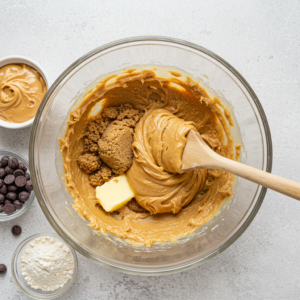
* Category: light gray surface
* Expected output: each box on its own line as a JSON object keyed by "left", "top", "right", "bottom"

{"left": 1, "top": 0, "right": 300, "bottom": 299}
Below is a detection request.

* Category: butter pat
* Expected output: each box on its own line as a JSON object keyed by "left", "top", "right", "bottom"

{"left": 95, "top": 174, "right": 135, "bottom": 212}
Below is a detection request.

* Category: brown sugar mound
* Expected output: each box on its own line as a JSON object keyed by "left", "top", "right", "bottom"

{"left": 77, "top": 153, "right": 100, "bottom": 174}
{"left": 127, "top": 199, "right": 147, "bottom": 213}
{"left": 98, "top": 121, "right": 133, "bottom": 175}
{"left": 89, "top": 164, "right": 112, "bottom": 186}
{"left": 77, "top": 103, "right": 143, "bottom": 186}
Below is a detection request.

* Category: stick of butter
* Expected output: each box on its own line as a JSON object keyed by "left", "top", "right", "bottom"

{"left": 95, "top": 174, "right": 135, "bottom": 212}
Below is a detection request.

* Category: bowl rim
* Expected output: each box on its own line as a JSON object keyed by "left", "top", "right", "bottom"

{"left": 0, "top": 149, "right": 35, "bottom": 221}
{"left": 29, "top": 36, "right": 273, "bottom": 275}
{"left": 11, "top": 232, "right": 78, "bottom": 299}
{"left": 0, "top": 55, "right": 50, "bottom": 129}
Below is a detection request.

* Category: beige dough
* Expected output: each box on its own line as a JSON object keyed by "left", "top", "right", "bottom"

{"left": 60, "top": 67, "right": 235, "bottom": 246}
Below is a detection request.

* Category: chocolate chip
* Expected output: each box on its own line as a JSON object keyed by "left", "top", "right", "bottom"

{"left": 4, "top": 174, "right": 15, "bottom": 185}
{"left": 0, "top": 179, "right": 2, "bottom": 188}
{"left": 24, "top": 172, "right": 30, "bottom": 180}
{"left": 3, "top": 203, "right": 15, "bottom": 215}
{"left": 18, "top": 162, "right": 27, "bottom": 172}
{"left": 8, "top": 185, "right": 17, "bottom": 192}
{"left": 0, "top": 194, "right": 4, "bottom": 203}
{"left": 6, "top": 192, "right": 17, "bottom": 201}
{"left": 25, "top": 180, "right": 33, "bottom": 192}
{"left": 4, "top": 200, "right": 11, "bottom": 205}
{"left": 4, "top": 166, "right": 13, "bottom": 175}
{"left": 0, "top": 205, "right": 3, "bottom": 213}
{"left": 0, "top": 168, "right": 6, "bottom": 179}
{"left": 0, "top": 264, "right": 7, "bottom": 274}
{"left": 11, "top": 225, "right": 22, "bottom": 236}
{"left": 0, "top": 156, "right": 9, "bottom": 168}
{"left": 19, "top": 191, "right": 30, "bottom": 202}
{"left": 13, "top": 200, "right": 23, "bottom": 210}
{"left": 13, "top": 169, "right": 24, "bottom": 178}
{"left": 0, "top": 184, "right": 7, "bottom": 194}
{"left": 15, "top": 176, "right": 26, "bottom": 188}
{"left": 8, "top": 158, "right": 19, "bottom": 169}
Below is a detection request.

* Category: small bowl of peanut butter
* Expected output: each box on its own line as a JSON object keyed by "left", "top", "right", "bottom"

{"left": 0, "top": 56, "right": 50, "bottom": 129}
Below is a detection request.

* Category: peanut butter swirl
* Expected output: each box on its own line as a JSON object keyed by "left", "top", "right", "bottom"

{"left": 127, "top": 109, "right": 207, "bottom": 214}
{"left": 0, "top": 64, "right": 47, "bottom": 123}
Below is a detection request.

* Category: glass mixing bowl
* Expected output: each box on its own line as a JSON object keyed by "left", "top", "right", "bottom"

{"left": 29, "top": 37, "right": 272, "bottom": 275}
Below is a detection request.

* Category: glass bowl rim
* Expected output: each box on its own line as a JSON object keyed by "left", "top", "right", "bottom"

{"left": 29, "top": 36, "right": 273, "bottom": 275}
{"left": 11, "top": 232, "right": 78, "bottom": 299}
{"left": 0, "top": 149, "right": 35, "bottom": 221}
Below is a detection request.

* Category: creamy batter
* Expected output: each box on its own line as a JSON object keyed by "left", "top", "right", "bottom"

{"left": 0, "top": 64, "right": 47, "bottom": 123}
{"left": 60, "top": 67, "right": 235, "bottom": 246}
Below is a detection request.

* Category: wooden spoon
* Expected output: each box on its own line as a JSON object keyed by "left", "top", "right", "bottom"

{"left": 181, "top": 130, "right": 300, "bottom": 200}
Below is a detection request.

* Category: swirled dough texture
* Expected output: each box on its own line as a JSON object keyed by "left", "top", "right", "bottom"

{"left": 127, "top": 109, "right": 206, "bottom": 214}
{"left": 0, "top": 64, "right": 47, "bottom": 123}
{"left": 60, "top": 67, "right": 235, "bottom": 246}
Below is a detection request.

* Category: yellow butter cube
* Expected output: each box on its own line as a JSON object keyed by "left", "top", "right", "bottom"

{"left": 95, "top": 174, "right": 135, "bottom": 212}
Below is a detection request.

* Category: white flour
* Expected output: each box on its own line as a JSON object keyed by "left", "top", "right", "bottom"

{"left": 21, "top": 236, "right": 74, "bottom": 291}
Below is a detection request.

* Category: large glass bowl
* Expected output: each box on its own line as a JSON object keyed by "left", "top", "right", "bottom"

{"left": 29, "top": 37, "right": 272, "bottom": 275}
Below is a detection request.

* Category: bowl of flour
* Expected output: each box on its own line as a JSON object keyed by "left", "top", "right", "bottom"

{"left": 11, "top": 233, "right": 78, "bottom": 299}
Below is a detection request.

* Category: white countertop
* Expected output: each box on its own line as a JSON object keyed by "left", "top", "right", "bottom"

{"left": 1, "top": 0, "right": 300, "bottom": 299}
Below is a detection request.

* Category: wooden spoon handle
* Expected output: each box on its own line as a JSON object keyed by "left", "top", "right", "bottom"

{"left": 215, "top": 157, "right": 300, "bottom": 200}
{"left": 182, "top": 130, "right": 300, "bottom": 200}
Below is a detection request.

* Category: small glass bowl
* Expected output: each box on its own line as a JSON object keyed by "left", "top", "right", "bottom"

{"left": 11, "top": 232, "right": 78, "bottom": 299}
{"left": 0, "top": 150, "right": 35, "bottom": 221}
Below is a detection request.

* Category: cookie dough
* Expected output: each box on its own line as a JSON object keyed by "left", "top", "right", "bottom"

{"left": 60, "top": 67, "right": 235, "bottom": 246}
{"left": 0, "top": 64, "right": 47, "bottom": 123}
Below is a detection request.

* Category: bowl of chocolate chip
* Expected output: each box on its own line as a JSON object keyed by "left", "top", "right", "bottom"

{"left": 0, "top": 150, "right": 35, "bottom": 221}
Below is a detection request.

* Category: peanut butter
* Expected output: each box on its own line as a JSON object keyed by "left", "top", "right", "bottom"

{"left": 60, "top": 67, "right": 235, "bottom": 246}
{"left": 127, "top": 109, "right": 207, "bottom": 215}
{"left": 0, "top": 64, "right": 47, "bottom": 123}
